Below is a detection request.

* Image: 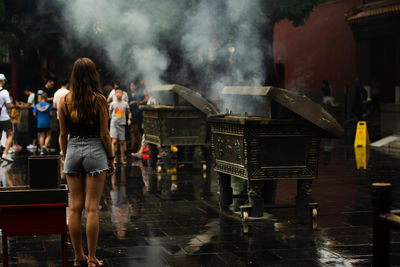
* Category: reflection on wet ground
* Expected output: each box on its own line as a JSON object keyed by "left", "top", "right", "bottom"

{"left": 0, "top": 138, "right": 400, "bottom": 266}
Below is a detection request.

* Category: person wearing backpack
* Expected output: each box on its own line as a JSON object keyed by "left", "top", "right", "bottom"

{"left": 0, "top": 74, "right": 14, "bottom": 162}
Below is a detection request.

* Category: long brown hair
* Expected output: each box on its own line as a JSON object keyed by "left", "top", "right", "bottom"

{"left": 69, "top": 57, "right": 107, "bottom": 123}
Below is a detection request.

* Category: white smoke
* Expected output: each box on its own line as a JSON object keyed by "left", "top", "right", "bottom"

{"left": 44, "top": 0, "right": 271, "bottom": 110}
{"left": 59, "top": 0, "right": 169, "bottom": 87}
{"left": 181, "top": 0, "right": 270, "bottom": 111}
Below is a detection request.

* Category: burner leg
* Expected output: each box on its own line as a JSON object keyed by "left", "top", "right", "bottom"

{"left": 248, "top": 181, "right": 264, "bottom": 217}
{"left": 296, "top": 179, "right": 313, "bottom": 221}
{"left": 263, "top": 180, "right": 277, "bottom": 205}
{"left": 147, "top": 170, "right": 158, "bottom": 194}
{"left": 160, "top": 146, "right": 172, "bottom": 170}
{"left": 192, "top": 146, "right": 203, "bottom": 170}
{"left": 148, "top": 144, "right": 158, "bottom": 167}
{"left": 219, "top": 173, "right": 232, "bottom": 210}
{"left": 160, "top": 172, "right": 172, "bottom": 200}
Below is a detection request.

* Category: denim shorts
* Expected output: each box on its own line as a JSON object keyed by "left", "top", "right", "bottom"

{"left": 63, "top": 137, "right": 108, "bottom": 175}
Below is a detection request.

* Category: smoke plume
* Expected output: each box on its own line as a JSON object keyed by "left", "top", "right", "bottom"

{"left": 60, "top": 0, "right": 170, "bottom": 87}
{"left": 182, "top": 0, "right": 270, "bottom": 110}
{"left": 41, "top": 0, "right": 271, "bottom": 109}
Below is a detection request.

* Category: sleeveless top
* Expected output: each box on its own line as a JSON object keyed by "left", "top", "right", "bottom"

{"left": 64, "top": 95, "right": 101, "bottom": 138}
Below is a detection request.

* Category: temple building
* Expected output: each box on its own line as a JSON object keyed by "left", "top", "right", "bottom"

{"left": 274, "top": 0, "right": 400, "bottom": 136}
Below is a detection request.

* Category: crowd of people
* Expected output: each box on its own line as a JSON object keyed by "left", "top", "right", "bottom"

{"left": 0, "top": 58, "right": 158, "bottom": 267}
{"left": 0, "top": 73, "right": 154, "bottom": 164}
{"left": 321, "top": 78, "right": 381, "bottom": 122}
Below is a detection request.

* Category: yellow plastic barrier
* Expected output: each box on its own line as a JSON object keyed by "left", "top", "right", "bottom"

{"left": 170, "top": 145, "right": 178, "bottom": 153}
{"left": 354, "top": 121, "right": 370, "bottom": 169}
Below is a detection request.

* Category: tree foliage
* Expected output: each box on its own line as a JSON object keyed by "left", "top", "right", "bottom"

{"left": 258, "top": 0, "right": 327, "bottom": 26}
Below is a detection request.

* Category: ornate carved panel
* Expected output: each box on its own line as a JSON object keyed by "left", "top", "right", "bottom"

{"left": 210, "top": 119, "right": 321, "bottom": 181}
{"left": 143, "top": 108, "right": 208, "bottom": 146}
{"left": 214, "top": 160, "right": 248, "bottom": 179}
{"left": 212, "top": 133, "right": 244, "bottom": 166}
{"left": 211, "top": 122, "right": 244, "bottom": 135}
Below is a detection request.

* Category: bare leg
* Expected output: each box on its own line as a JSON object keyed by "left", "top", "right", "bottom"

{"left": 85, "top": 171, "right": 106, "bottom": 265}
{"left": 44, "top": 130, "right": 51, "bottom": 147}
{"left": 39, "top": 132, "right": 45, "bottom": 152}
{"left": 139, "top": 134, "right": 146, "bottom": 154}
{"left": 111, "top": 138, "right": 117, "bottom": 162}
{"left": 130, "top": 134, "right": 146, "bottom": 159}
{"left": 66, "top": 173, "right": 87, "bottom": 262}
{"left": 12, "top": 124, "right": 18, "bottom": 147}
{"left": 3, "top": 129, "right": 13, "bottom": 155}
{"left": 120, "top": 140, "right": 126, "bottom": 163}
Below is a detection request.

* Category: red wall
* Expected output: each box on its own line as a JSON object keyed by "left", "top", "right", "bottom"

{"left": 273, "top": 0, "right": 361, "bottom": 91}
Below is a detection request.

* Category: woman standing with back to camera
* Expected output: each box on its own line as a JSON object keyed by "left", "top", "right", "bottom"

{"left": 59, "top": 58, "right": 115, "bottom": 267}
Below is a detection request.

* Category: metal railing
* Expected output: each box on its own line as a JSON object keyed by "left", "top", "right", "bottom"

{"left": 372, "top": 183, "right": 400, "bottom": 267}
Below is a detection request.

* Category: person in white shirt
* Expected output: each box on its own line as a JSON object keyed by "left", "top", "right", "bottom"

{"left": 0, "top": 74, "right": 14, "bottom": 162}
{"left": 107, "top": 82, "right": 129, "bottom": 103}
{"left": 53, "top": 79, "right": 70, "bottom": 119}
{"left": 53, "top": 79, "right": 70, "bottom": 153}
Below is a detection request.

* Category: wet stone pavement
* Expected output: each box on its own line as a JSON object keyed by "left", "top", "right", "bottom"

{"left": 0, "top": 139, "right": 400, "bottom": 266}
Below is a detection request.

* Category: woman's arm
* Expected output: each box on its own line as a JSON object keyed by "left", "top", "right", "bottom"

{"left": 107, "top": 90, "right": 114, "bottom": 103}
{"left": 17, "top": 101, "right": 30, "bottom": 108}
{"left": 139, "top": 95, "right": 149, "bottom": 105}
{"left": 99, "top": 99, "right": 115, "bottom": 175}
{"left": 126, "top": 105, "right": 131, "bottom": 125}
{"left": 58, "top": 96, "right": 68, "bottom": 157}
{"left": 99, "top": 105, "right": 113, "bottom": 157}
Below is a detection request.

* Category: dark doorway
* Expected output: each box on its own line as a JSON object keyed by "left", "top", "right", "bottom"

{"left": 276, "top": 63, "right": 285, "bottom": 88}
{"left": 369, "top": 37, "right": 396, "bottom": 103}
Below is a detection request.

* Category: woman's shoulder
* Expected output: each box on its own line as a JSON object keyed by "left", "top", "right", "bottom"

{"left": 60, "top": 92, "right": 70, "bottom": 104}
{"left": 62, "top": 91, "right": 71, "bottom": 100}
